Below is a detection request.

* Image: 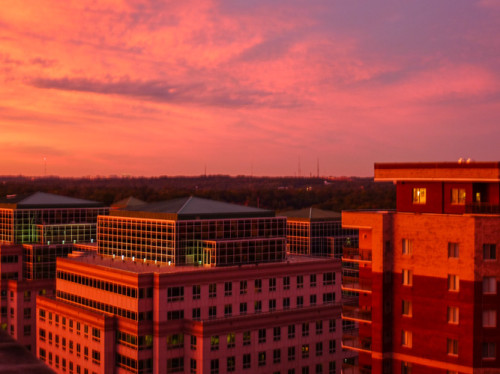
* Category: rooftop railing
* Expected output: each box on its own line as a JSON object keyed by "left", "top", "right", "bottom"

{"left": 465, "top": 203, "right": 500, "bottom": 214}
{"left": 342, "top": 276, "right": 372, "bottom": 293}
{"left": 342, "top": 305, "right": 372, "bottom": 323}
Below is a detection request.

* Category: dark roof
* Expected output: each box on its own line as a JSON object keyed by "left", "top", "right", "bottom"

{"left": 112, "top": 196, "right": 146, "bottom": 209}
{"left": 0, "top": 329, "right": 54, "bottom": 373}
{"left": 0, "top": 192, "right": 105, "bottom": 209}
{"left": 111, "top": 196, "right": 275, "bottom": 220}
{"left": 280, "top": 207, "right": 341, "bottom": 221}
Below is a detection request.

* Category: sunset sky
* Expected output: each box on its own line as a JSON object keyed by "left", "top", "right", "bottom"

{"left": 1, "top": 0, "right": 500, "bottom": 177}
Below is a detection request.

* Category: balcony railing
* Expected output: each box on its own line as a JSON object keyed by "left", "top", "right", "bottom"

{"left": 465, "top": 203, "right": 500, "bottom": 214}
{"left": 342, "top": 363, "right": 372, "bottom": 374}
{"left": 342, "top": 305, "right": 372, "bottom": 323}
{"left": 342, "top": 247, "right": 372, "bottom": 262}
{"left": 342, "top": 276, "right": 372, "bottom": 293}
{"left": 342, "top": 329, "right": 372, "bottom": 353}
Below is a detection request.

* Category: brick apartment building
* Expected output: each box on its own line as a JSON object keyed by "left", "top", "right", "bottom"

{"left": 341, "top": 161, "right": 500, "bottom": 374}
{"left": 37, "top": 196, "right": 348, "bottom": 374}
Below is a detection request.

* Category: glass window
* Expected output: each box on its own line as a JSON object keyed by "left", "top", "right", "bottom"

{"left": 402, "top": 300, "right": 412, "bottom": 317}
{"left": 448, "top": 306, "right": 459, "bottom": 324}
{"left": 451, "top": 188, "right": 466, "bottom": 205}
{"left": 447, "top": 338, "right": 458, "bottom": 356}
{"left": 412, "top": 188, "right": 426, "bottom": 204}
{"left": 483, "top": 310, "right": 497, "bottom": 327}
{"left": 483, "top": 277, "right": 497, "bottom": 294}
{"left": 448, "top": 275, "right": 459, "bottom": 291}
{"left": 483, "top": 244, "right": 496, "bottom": 260}
{"left": 448, "top": 243, "right": 459, "bottom": 258}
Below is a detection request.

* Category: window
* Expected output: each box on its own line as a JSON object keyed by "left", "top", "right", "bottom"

{"left": 451, "top": 188, "right": 466, "bottom": 205}
{"left": 316, "top": 320, "right": 323, "bottom": 335}
{"left": 258, "top": 329, "right": 266, "bottom": 343}
{"left": 192, "top": 285, "right": 200, "bottom": 300}
{"left": 209, "top": 284, "right": 217, "bottom": 298}
{"left": 269, "top": 299, "right": 276, "bottom": 311}
{"left": 240, "top": 280, "right": 247, "bottom": 294}
{"left": 24, "top": 308, "right": 31, "bottom": 319}
{"left": 297, "top": 296, "right": 304, "bottom": 308}
{"left": 310, "top": 294, "right": 317, "bottom": 305}
{"left": 402, "top": 239, "right": 413, "bottom": 255}
{"left": 323, "top": 293, "right": 335, "bottom": 304}
{"left": 297, "top": 275, "right": 304, "bottom": 289}
{"left": 190, "top": 358, "right": 197, "bottom": 374}
{"left": 210, "top": 359, "right": 219, "bottom": 374}
{"left": 448, "top": 306, "right": 459, "bottom": 324}
{"left": 447, "top": 338, "right": 458, "bottom": 356}
{"left": 288, "top": 346, "right": 295, "bottom": 361}
{"left": 167, "top": 287, "right": 184, "bottom": 302}
{"left": 329, "top": 340, "right": 336, "bottom": 354}
{"left": 224, "top": 282, "right": 232, "bottom": 296}
{"left": 254, "top": 300, "right": 262, "bottom": 313}
{"left": 192, "top": 308, "right": 201, "bottom": 320}
{"left": 283, "top": 297, "right": 290, "bottom": 309}
{"left": 316, "top": 342, "right": 323, "bottom": 356}
{"left": 448, "top": 243, "right": 459, "bottom": 258}
{"left": 402, "top": 300, "right": 412, "bottom": 317}
{"left": 283, "top": 276, "right": 290, "bottom": 290}
{"left": 269, "top": 278, "right": 276, "bottom": 291}
{"left": 24, "top": 325, "right": 31, "bottom": 336}
{"left": 401, "top": 362, "right": 412, "bottom": 374}
{"left": 190, "top": 335, "right": 197, "bottom": 350}
{"left": 227, "top": 332, "right": 235, "bottom": 348}
{"left": 329, "top": 319, "right": 336, "bottom": 333}
{"left": 240, "top": 302, "right": 247, "bottom": 315}
{"left": 209, "top": 306, "right": 217, "bottom": 319}
{"left": 483, "top": 277, "right": 497, "bottom": 294}
{"left": 402, "top": 269, "right": 413, "bottom": 286}
{"left": 412, "top": 188, "right": 426, "bottom": 204}
{"left": 258, "top": 351, "right": 266, "bottom": 366}
{"left": 323, "top": 272, "right": 335, "bottom": 285}
{"left": 483, "top": 342, "right": 496, "bottom": 359}
{"left": 227, "top": 357, "right": 235, "bottom": 372}
{"left": 243, "top": 331, "right": 250, "bottom": 346}
{"left": 302, "top": 323, "right": 309, "bottom": 337}
{"left": 401, "top": 330, "right": 412, "bottom": 348}
{"left": 243, "top": 354, "right": 251, "bottom": 369}
{"left": 302, "top": 344, "right": 309, "bottom": 358}
{"left": 273, "top": 327, "right": 281, "bottom": 341}
{"left": 92, "top": 328, "right": 100, "bottom": 341}
{"left": 448, "top": 274, "right": 459, "bottom": 291}
{"left": 310, "top": 274, "right": 317, "bottom": 287}
{"left": 483, "top": 310, "right": 497, "bottom": 327}
{"left": 315, "top": 364, "right": 323, "bottom": 374}
{"left": 224, "top": 304, "right": 232, "bottom": 317}
{"left": 288, "top": 325, "right": 295, "bottom": 339}
{"left": 92, "top": 350, "right": 100, "bottom": 365}
{"left": 484, "top": 244, "right": 496, "bottom": 260}
{"left": 255, "top": 279, "right": 262, "bottom": 293}
{"left": 328, "top": 362, "right": 336, "bottom": 374}
{"left": 210, "top": 335, "right": 219, "bottom": 351}
{"left": 273, "top": 349, "right": 281, "bottom": 363}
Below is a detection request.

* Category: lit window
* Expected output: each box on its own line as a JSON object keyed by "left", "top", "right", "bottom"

{"left": 483, "top": 310, "right": 497, "bottom": 328}
{"left": 483, "top": 244, "right": 496, "bottom": 260}
{"left": 401, "top": 330, "right": 412, "bottom": 348}
{"left": 447, "top": 306, "right": 459, "bottom": 324}
{"left": 402, "top": 300, "right": 412, "bottom": 317}
{"left": 448, "top": 275, "right": 459, "bottom": 292}
{"left": 483, "top": 342, "right": 496, "bottom": 359}
{"left": 448, "top": 243, "right": 459, "bottom": 258}
{"left": 447, "top": 338, "right": 458, "bottom": 356}
{"left": 450, "top": 188, "right": 466, "bottom": 205}
{"left": 258, "top": 351, "right": 266, "bottom": 366}
{"left": 412, "top": 188, "right": 426, "bottom": 204}
{"left": 402, "top": 269, "right": 412, "bottom": 286}
{"left": 210, "top": 336, "right": 219, "bottom": 351}
{"left": 483, "top": 277, "right": 497, "bottom": 294}
{"left": 227, "top": 333, "right": 235, "bottom": 348}
{"left": 402, "top": 239, "right": 413, "bottom": 255}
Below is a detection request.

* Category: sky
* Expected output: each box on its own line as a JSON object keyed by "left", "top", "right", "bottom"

{"left": 1, "top": 0, "right": 500, "bottom": 177}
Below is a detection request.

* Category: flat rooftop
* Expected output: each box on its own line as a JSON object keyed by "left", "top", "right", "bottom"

{"left": 280, "top": 207, "right": 341, "bottom": 221}
{"left": 374, "top": 161, "right": 500, "bottom": 182}
{"left": 0, "top": 330, "right": 54, "bottom": 373}
{"left": 59, "top": 253, "right": 334, "bottom": 275}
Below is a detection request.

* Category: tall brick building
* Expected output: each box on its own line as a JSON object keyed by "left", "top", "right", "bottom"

{"left": 341, "top": 161, "right": 500, "bottom": 373}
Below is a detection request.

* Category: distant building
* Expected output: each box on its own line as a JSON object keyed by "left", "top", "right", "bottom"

{"left": 342, "top": 162, "right": 500, "bottom": 373}
{"left": 0, "top": 192, "right": 108, "bottom": 351}
{"left": 37, "top": 197, "right": 347, "bottom": 374}
{"left": 281, "top": 207, "right": 358, "bottom": 258}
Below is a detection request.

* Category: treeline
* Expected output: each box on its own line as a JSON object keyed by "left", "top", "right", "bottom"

{"left": 0, "top": 175, "right": 395, "bottom": 212}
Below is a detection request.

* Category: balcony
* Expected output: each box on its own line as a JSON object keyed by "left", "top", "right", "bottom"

{"left": 342, "top": 329, "right": 372, "bottom": 353}
{"left": 466, "top": 203, "right": 500, "bottom": 214}
{"left": 342, "top": 363, "right": 372, "bottom": 374}
{"left": 342, "top": 247, "right": 372, "bottom": 262}
{"left": 342, "top": 276, "right": 372, "bottom": 293}
{"left": 342, "top": 305, "right": 372, "bottom": 323}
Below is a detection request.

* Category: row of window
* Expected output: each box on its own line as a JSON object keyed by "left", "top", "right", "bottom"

{"left": 39, "top": 347, "right": 102, "bottom": 374}
{"left": 402, "top": 239, "right": 497, "bottom": 261}
{"left": 412, "top": 187, "right": 468, "bottom": 205}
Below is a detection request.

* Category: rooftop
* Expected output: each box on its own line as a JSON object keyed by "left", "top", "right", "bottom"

{"left": 374, "top": 161, "right": 500, "bottom": 182}
{"left": 0, "top": 330, "right": 54, "bottom": 373}
{"left": 0, "top": 192, "right": 105, "bottom": 209}
{"left": 110, "top": 196, "right": 275, "bottom": 220}
{"left": 59, "top": 253, "right": 332, "bottom": 275}
{"left": 280, "top": 207, "right": 341, "bottom": 221}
